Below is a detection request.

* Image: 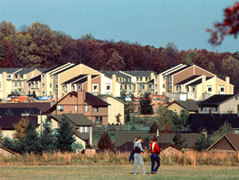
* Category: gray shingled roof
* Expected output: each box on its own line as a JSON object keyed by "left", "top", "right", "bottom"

{"left": 100, "top": 71, "right": 131, "bottom": 79}
{"left": 0, "top": 68, "right": 19, "bottom": 73}
{"left": 52, "top": 114, "right": 94, "bottom": 126}
{"left": 122, "top": 71, "right": 155, "bottom": 77}
{"left": 168, "top": 101, "right": 199, "bottom": 112}
{"left": 15, "top": 68, "right": 35, "bottom": 75}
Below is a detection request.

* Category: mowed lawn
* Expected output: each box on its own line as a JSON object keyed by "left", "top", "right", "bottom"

{"left": 0, "top": 165, "right": 239, "bottom": 180}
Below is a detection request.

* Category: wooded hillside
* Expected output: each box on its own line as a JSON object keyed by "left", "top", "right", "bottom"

{"left": 0, "top": 21, "right": 239, "bottom": 90}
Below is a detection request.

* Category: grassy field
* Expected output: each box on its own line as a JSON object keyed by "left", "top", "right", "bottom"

{"left": 0, "top": 165, "right": 239, "bottom": 180}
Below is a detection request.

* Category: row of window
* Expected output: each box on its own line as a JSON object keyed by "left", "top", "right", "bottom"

{"left": 57, "top": 105, "right": 99, "bottom": 113}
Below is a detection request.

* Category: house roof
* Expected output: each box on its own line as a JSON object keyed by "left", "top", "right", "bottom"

{"left": 54, "top": 64, "right": 78, "bottom": 75}
{"left": 15, "top": 68, "right": 35, "bottom": 75}
{"left": 0, "top": 68, "right": 19, "bottom": 74}
{"left": 46, "top": 91, "right": 109, "bottom": 113}
{"left": 52, "top": 114, "right": 94, "bottom": 126}
{"left": 188, "top": 114, "right": 239, "bottom": 134}
{"left": 85, "top": 92, "right": 109, "bottom": 107}
{"left": 27, "top": 75, "right": 41, "bottom": 82}
{"left": 100, "top": 71, "right": 130, "bottom": 78}
{"left": 186, "top": 77, "right": 213, "bottom": 86}
{"left": 62, "top": 74, "right": 87, "bottom": 84}
{"left": 115, "top": 131, "right": 200, "bottom": 148}
{"left": 0, "top": 103, "right": 51, "bottom": 113}
{"left": 167, "top": 101, "right": 199, "bottom": 112}
{"left": 72, "top": 75, "right": 98, "bottom": 85}
{"left": 122, "top": 71, "right": 155, "bottom": 77}
{"left": 43, "top": 63, "right": 74, "bottom": 74}
{"left": 165, "top": 66, "right": 189, "bottom": 76}
{"left": 198, "top": 94, "right": 235, "bottom": 106}
{"left": 207, "top": 134, "right": 239, "bottom": 151}
{"left": 0, "top": 116, "right": 38, "bottom": 130}
{"left": 74, "top": 131, "right": 90, "bottom": 141}
{"left": 0, "top": 146, "right": 17, "bottom": 156}
{"left": 98, "top": 94, "right": 125, "bottom": 104}
{"left": 176, "top": 75, "right": 201, "bottom": 85}
{"left": 0, "top": 108, "right": 40, "bottom": 116}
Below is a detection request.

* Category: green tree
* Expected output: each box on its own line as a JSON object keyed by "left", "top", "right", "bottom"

{"left": 56, "top": 118, "right": 75, "bottom": 152}
{"left": 172, "top": 132, "right": 185, "bottom": 148}
{"left": 98, "top": 132, "right": 114, "bottom": 150}
{"left": 39, "top": 121, "right": 56, "bottom": 152}
{"left": 210, "top": 122, "right": 234, "bottom": 144}
{"left": 0, "top": 21, "right": 16, "bottom": 41}
{"left": 139, "top": 93, "right": 153, "bottom": 115}
{"left": 2, "top": 137, "right": 16, "bottom": 151}
{"left": 195, "top": 134, "right": 210, "bottom": 151}
{"left": 22, "top": 122, "right": 42, "bottom": 154}
{"left": 13, "top": 118, "right": 29, "bottom": 140}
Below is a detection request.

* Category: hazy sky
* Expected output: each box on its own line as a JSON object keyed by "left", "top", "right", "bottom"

{"left": 0, "top": 0, "right": 238, "bottom": 52}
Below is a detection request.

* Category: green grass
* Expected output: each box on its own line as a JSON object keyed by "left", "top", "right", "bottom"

{"left": 0, "top": 165, "right": 239, "bottom": 180}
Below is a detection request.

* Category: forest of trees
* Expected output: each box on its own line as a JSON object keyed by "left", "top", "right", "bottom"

{"left": 0, "top": 21, "right": 239, "bottom": 90}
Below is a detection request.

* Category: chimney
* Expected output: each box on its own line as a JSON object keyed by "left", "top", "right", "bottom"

{"left": 225, "top": 76, "right": 230, "bottom": 94}
{"left": 112, "top": 74, "right": 116, "bottom": 96}
{"left": 202, "top": 75, "right": 206, "bottom": 93}
{"left": 87, "top": 74, "right": 92, "bottom": 92}
{"left": 150, "top": 72, "right": 155, "bottom": 80}
{"left": 77, "top": 91, "right": 85, "bottom": 105}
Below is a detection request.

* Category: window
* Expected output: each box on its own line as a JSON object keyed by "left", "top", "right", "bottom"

{"left": 186, "top": 87, "right": 189, "bottom": 92}
{"left": 57, "top": 105, "right": 64, "bottom": 112}
{"left": 168, "top": 76, "right": 172, "bottom": 82}
{"left": 6, "top": 74, "right": 11, "bottom": 79}
{"left": 50, "top": 83, "right": 52, "bottom": 88}
{"left": 219, "top": 86, "right": 225, "bottom": 94}
{"left": 177, "top": 86, "right": 181, "bottom": 91}
{"left": 163, "top": 84, "right": 165, "bottom": 88}
{"left": 207, "top": 86, "right": 212, "bottom": 93}
{"left": 95, "top": 117, "right": 99, "bottom": 125}
{"left": 0, "top": 82, "right": 2, "bottom": 91}
{"left": 15, "top": 74, "right": 18, "bottom": 78}
{"left": 192, "top": 87, "right": 195, "bottom": 92}
{"left": 169, "top": 85, "right": 172, "bottom": 90}
{"left": 140, "top": 85, "right": 144, "bottom": 90}
{"left": 75, "top": 105, "right": 78, "bottom": 112}
{"left": 42, "top": 91, "right": 45, "bottom": 95}
{"left": 100, "top": 117, "right": 103, "bottom": 125}
{"left": 92, "top": 84, "right": 99, "bottom": 92}
{"left": 140, "top": 77, "right": 143, "bottom": 81}
{"left": 106, "top": 84, "right": 111, "bottom": 91}
{"left": 42, "top": 83, "right": 45, "bottom": 88}
{"left": 94, "top": 107, "right": 99, "bottom": 112}
{"left": 20, "top": 75, "right": 23, "bottom": 79}
{"left": 85, "top": 105, "right": 89, "bottom": 112}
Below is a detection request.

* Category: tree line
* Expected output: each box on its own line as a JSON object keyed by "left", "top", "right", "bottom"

{"left": 0, "top": 118, "right": 81, "bottom": 154}
{"left": 0, "top": 21, "right": 239, "bottom": 91}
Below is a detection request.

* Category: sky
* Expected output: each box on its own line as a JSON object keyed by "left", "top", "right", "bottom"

{"left": 0, "top": 0, "right": 238, "bottom": 52}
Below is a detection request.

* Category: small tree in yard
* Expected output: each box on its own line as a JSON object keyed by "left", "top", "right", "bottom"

{"left": 98, "top": 132, "right": 114, "bottom": 150}
{"left": 39, "top": 121, "right": 56, "bottom": 152}
{"left": 195, "top": 134, "right": 211, "bottom": 151}
{"left": 56, "top": 118, "right": 75, "bottom": 152}
{"left": 172, "top": 131, "right": 185, "bottom": 149}
{"left": 22, "top": 122, "right": 42, "bottom": 154}
{"left": 140, "top": 93, "right": 153, "bottom": 115}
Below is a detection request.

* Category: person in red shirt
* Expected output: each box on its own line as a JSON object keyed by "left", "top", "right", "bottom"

{"left": 149, "top": 136, "right": 160, "bottom": 174}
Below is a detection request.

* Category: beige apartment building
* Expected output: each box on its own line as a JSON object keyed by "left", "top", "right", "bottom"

{"left": 154, "top": 64, "right": 234, "bottom": 101}
{"left": 100, "top": 70, "right": 156, "bottom": 97}
{"left": 0, "top": 68, "right": 44, "bottom": 99}
{"left": 35, "top": 63, "right": 120, "bottom": 100}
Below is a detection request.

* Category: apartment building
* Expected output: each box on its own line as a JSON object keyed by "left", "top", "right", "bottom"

{"left": 100, "top": 70, "right": 156, "bottom": 97}
{"left": 47, "top": 91, "right": 109, "bottom": 126}
{"left": 154, "top": 64, "right": 234, "bottom": 101}
{"left": 0, "top": 68, "right": 19, "bottom": 99}
{"left": 35, "top": 63, "right": 120, "bottom": 100}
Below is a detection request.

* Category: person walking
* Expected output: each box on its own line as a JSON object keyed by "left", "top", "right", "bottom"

{"left": 133, "top": 137, "right": 146, "bottom": 175}
{"left": 149, "top": 136, "right": 160, "bottom": 174}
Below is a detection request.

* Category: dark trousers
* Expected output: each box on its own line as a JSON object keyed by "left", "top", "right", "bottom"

{"left": 151, "top": 153, "right": 160, "bottom": 173}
